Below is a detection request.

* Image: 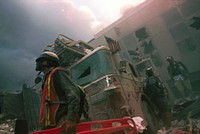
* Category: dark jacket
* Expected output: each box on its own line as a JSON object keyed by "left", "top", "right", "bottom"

{"left": 144, "top": 75, "right": 165, "bottom": 98}
{"left": 167, "top": 61, "right": 189, "bottom": 80}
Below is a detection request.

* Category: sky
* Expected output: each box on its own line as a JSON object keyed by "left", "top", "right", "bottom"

{"left": 0, "top": 0, "right": 145, "bottom": 92}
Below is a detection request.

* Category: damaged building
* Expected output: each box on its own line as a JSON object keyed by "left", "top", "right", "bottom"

{"left": 1, "top": 0, "right": 200, "bottom": 133}
{"left": 88, "top": 0, "right": 200, "bottom": 99}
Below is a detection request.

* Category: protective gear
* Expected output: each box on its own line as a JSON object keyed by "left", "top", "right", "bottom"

{"left": 39, "top": 67, "right": 81, "bottom": 129}
{"left": 167, "top": 57, "right": 193, "bottom": 98}
{"left": 35, "top": 52, "right": 60, "bottom": 71}
{"left": 146, "top": 67, "right": 154, "bottom": 77}
{"left": 144, "top": 70, "right": 172, "bottom": 128}
{"left": 36, "top": 51, "right": 59, "bottom": 63}
{"left": 166, "top": 56, "right": 174, "bottom": 62}
{"left": 144, "top": 75, "right": 165, "bottom": 98}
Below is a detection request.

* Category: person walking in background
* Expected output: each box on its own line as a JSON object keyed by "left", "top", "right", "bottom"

{"left": 144, "top": 67, "right": 172, "bottom": 128}
{"left": 35, "top": 51, "right": 81, "bottom": 134}
{"left": 166, "top": 56, "right": 193, "bottom": 98}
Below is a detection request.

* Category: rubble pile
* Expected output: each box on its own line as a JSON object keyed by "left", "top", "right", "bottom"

{"left": 0, "top": 115, "right": 15, "bottom": 134}
{"left": 1, "top": 95, "right": 200, "bottom": 134}
{"left": 158, "top": 95, "right": 200, "bottom": 134}
{"left": 158, "top": 118, "right": 200, "bottom": 134}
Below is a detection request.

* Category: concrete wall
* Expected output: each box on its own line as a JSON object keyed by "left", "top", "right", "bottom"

{"left": 89, "top": 0, "right": 200, "bottom": 97}
{"left": 2, "top": 88, "right": 41, "bottom": 131}
{"left": 88, "top": 0, "right": 200, "bottom": 96}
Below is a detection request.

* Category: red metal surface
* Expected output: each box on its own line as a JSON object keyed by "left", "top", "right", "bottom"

{"left": 30, "top": 117, "right": 137, "bottom": 134}
{"left": 30, "top": 127, "right": 63, "bottom": 134}
{"left": 76, "top": 117, "right": 137, "bottom": 134}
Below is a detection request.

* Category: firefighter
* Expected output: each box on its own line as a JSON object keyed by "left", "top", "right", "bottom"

{"left": 35, "top": 51, "right": 81, "bottom": 134}
{"left": 166, "top": 56, "right": 193, "bottom": 98}
{"left": 144, "top": 67, "right": 172, "bottom": 128}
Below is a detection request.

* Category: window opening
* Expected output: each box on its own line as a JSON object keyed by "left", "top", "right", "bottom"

{"left": 78, "top": 66, "right": 91, "bottom": 79}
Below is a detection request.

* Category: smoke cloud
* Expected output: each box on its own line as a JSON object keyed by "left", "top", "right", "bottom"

{"left": 0, "top": 0, "right": 105, "bottom": 92}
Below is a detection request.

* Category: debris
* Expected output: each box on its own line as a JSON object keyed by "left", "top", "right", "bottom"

{"left": 0, "top": 115, "right": 15, "bottom": 134}
{"left": 157, "top": 94, "right": 200, "bottom": 134}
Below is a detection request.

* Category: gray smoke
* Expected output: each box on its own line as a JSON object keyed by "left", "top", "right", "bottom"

{"left": 0, "top": 0, "right": 97, "bottom": 92}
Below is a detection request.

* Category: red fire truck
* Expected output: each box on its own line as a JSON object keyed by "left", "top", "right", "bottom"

{"left": 31, "top": 34, "right": 162, "bottom": 134}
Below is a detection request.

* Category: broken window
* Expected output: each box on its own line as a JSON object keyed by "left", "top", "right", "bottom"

{"left": 189, "top": 16, "right": 200, "bottom": 30}
{"left": 135, "top": 27, "right": 149, "bottom": 41}
{"left": 122, "top": 33, "right": 137, "bottom": 49}
{"left": 141, "top": 40, "right": 155, "bottom": 54}
{"left": 128, "top": 47, "right": 143, "bottom": 62}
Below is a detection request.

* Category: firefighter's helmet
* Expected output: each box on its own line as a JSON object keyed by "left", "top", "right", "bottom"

{"left": 36, "top": 51, "right": 59, "bottom": 64}
{"left": 35, "top": 51, "right": 60, "bottom": 71}
{"left": 146, "top": 67, "right": 154, "bottom": 77}
{"left": 166, "top": 56, "right": 174, "bottom": 62}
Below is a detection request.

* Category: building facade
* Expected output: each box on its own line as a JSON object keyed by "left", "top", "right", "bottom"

{"left": 88, "top": 0, "right": 200, "bottom": 95}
